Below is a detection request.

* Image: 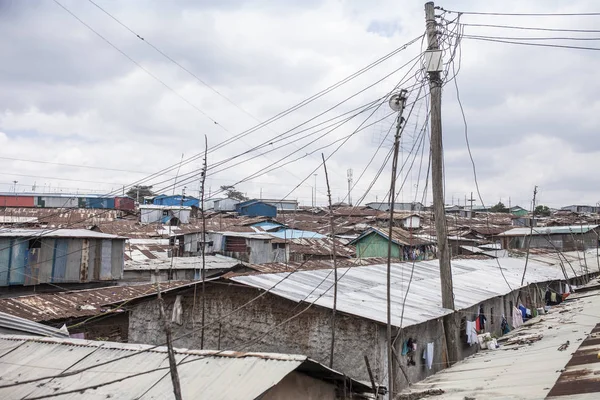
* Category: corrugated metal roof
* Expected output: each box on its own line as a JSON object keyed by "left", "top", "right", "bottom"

{"left": 498, "top": 224, "right": 599, "bottom": 236}
{"left": 231, "top": 256, "right": 593, "bottom": 328}
{"left": 0, "top": 216, "right": 38, "bottom": 224}
{"left": 126, "top": 254, "right": 245, "bottom": 271}
{"left": 139, "top": 205, "right": 192, "bottom": 210}
{"left": 267, "top": 229, "right": 326, "bottom": 240}
{"left": 0, "top": 228, "right": 124, "bottom": 239}
{"left": 0, "top": 281, "right": 197, "bottom": 322}
{"left": 0, "top": 312, "right": 69, "bottom": 338}
{"left": 289, "top": 237, "right": 355, "bottom": 258}
{"left": 0, "top": 335, "right": 371, "bottom": 399}
{"left": 401, "top": 289, "right": 600, "bottom": 399}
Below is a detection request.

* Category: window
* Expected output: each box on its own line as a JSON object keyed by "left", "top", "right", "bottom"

{"left": 272, "top": 243, "right": 286, "bottom": 250}
{"left": 28, "top": 239, "right": 41, "bottom": 249}
{"left": 162, "top": 210, "right": 169, "bottom": 216}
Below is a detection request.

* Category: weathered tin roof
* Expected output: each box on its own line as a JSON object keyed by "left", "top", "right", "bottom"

{"left": 350, "top": 226, "right": 434, "bottom": 246}
{"left": 498, "top": 224, "right": 599, "bottom": 236}
{"left": 0, "top": 335, "right": 371, "bottom": 399}
{"left": 0, "top": 228, "right": 124, "bottom": 239}
{"left": 289, "top": 237, "right": 355, "bottom": 258}
{"left": 231, "top": 256, "right": 593, "bottom": 328}
{"left": 401, "top": 289, "right": 600, "bottom": 399}
{"left": 0, "top": 281, "right": 198, "bottom": 322}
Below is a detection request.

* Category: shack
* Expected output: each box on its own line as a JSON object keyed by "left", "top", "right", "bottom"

{"left": 498, "top": 224, "right": 599, "bottom": 251}
{"left": 139, "top": 205, "right": 192, "bottom": 225}
{"left": 349, "top": 227, "right": 436, "bottom": 261}
{"left": 0, "top": 229, "right": 125, "bottom": 288}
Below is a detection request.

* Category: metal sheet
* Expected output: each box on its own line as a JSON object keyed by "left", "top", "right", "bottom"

{"left": 0, "top": 238, "right": 11, "bottom": 286}
{"left": 100, "top": 239, "right": 112, "bottom": 280}
{"left": 65, "top": 239, "right": 82, "bottom": 282}
{"left": 232, "top": 257, "right": 577, "bottom": 329}
{"left": 52, "top": 239, "right": 68, "bottom": 283}
{"left": 9, "top": 240, "right": 27, "bottom": 285}
{"left": 0, "top": 335, "right": 369, "bottom": 399}
{"left": 499, "top": 224, "right": 599, "bottom": 236}
{"left": 0, "top": 229, "right": 123, "bottom": 239}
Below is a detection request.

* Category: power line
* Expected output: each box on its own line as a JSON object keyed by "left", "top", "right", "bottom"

{"left": 460, "top": 34, "right": 600, "bottom": 51}
{"left": 462, "top": 22, "right": 600, "bottom": 34}
{"left": 461, "top": 33, "right": 600, "bottom": 41}
{"left": 440, "top": 8, "right": 600, "bottom": 16}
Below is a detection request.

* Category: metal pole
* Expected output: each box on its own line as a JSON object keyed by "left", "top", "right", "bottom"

{"left": 322, "top": 154, "right": 339, "bottom": 368}
{"left": 425, "top": 1, "right": 458, "bottom": 365}
{"left": 386, "top": 89, "right": 408, "bottom": 396}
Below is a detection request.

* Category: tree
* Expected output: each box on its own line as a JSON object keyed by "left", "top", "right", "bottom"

{"left": 535, "top": 204, "right": 551, "bottom": 217}
{"left": 490, "top": 202, "right": 509, "bottom": 213}
{"left": 220, "top": 185, "right": 248, "bottom": 201}
{"left": 126, "top": 185, "right": 154, "bottom": 201}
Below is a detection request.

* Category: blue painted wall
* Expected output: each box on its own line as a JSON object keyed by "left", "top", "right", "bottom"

{"left": 153, "top": 195, "right": 199, "bottom": 207}
{"left": 236, "top": 201, "right": 277, "bottom": 217}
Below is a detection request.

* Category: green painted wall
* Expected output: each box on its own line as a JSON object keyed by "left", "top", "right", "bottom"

{"left": 356, "top": 232, "right": 400, "bottom": 258}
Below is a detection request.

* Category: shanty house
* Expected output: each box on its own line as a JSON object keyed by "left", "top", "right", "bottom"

{"left": 236, "top": 200, "right": 277, "bottom": 218}
{"left": 213, "top": 198, "right": 239, "bottom": 212}
{"left": 366, "top": 202, "right": 424, "bottom": 212}
{"left": 139, "top": 205, "right": 192, "bottom": 225}
{"left": 561, "top": 204, "right": 598, "bottom": 213}
{"left": 349, "top": 227, "right": 436, "bottom": 261}
{"left": 0, "top": 335, "right": 372, "bottom": 399}
{"left": 205, "top": 232, "right": 289, "bottom": 264}
{"left": 509, "top": 205, "right": 528, "bottom": 216}
{"left": 260, "top": 198, "right": 298, "bottom": 211}
{"left": 498, "top": 224, "right": 599, "bottom": 251}
{"left": 0, "top": 229, "right": 125, "bottom": 288}
{"left": 123, "top": 238, "right": 246, "bottom": 282}
{"left": 152, "top": 194, "right": 200, "bottom": 207}
{"left": 127, "top": 255, "right": 587, "bottom": 395}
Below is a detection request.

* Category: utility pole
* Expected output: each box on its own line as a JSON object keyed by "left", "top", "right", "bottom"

{"left": 347, "top": 169, "right": 353, "bottom": 206}
{"left": 313, "top": 173, "right": 318, "bottom": 206}
{"left": 385, "top": 88, "right": 408, "bottom": 397}
{"left": 468, "top": 191, "right": 475, "bottom": 219}
{"left": 200, "top": 136, "right": 208, "bottom": 349}
{"left": 156, "top": 283, "right": 183, "bottom": 400}
{"left": 425, "top": 1, "right": 458, "bottom": 368}
{"left": 322, "top": 154, "right": 339, "bottom": 369}
{"left": 520, "top": 185, "right": 538, "bottom": 285}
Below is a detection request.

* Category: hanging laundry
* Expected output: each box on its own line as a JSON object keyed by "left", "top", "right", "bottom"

{"left": 518, "top": 304, "right": 527, "bottom": 320}
{"left": 512, "top": 306, "right": 523, "bottom": 329}
{"left": 466, "top": 320, "right": 477, "bottom": 345}
{"left": 422, "top": 342, "right": 434, "bottom": 370}
{"left": 402, "top": 340, "right": 409, "bottom": 356}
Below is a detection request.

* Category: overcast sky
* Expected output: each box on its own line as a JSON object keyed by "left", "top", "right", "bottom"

{"left": 1, "top": 0, "right": 599, "bottom": 208}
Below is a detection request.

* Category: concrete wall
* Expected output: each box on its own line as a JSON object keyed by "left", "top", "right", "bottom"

{"left": 262, "top": 371, "right": 338, "bottom": 400}
{"left": 127, "top": 284, "right": 385, "bottom": 384}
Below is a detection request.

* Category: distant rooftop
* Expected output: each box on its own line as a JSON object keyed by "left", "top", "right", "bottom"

{"left": 0, "top": 228, "right": 124, "bottom": 239}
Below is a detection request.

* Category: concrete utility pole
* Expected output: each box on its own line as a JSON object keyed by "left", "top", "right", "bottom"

{"left": 347, "top": 169, "right": 353, "bottom": 206}
{"left": 468, "top": 191, "right": 475, "bottom": 219}
{"left": 425, "top": 1, "right": 458, "bottom": 367}
{"left": 385, "top": 88, "right": 408, "bottom": 397}
{"left": 313, "top": 173, "right": 318, "bottom": 206}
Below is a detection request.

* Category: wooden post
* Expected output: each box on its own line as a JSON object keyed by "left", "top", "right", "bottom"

{"left": 425, "top": 1, "right": 459, "bottom": 366}
{"left": 157, "top": 283, "right": 183, "bottom": 400}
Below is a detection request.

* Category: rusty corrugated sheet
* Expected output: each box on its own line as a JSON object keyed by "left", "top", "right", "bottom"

{"left": 547, "top": 323, "right": 600, "bottom": 398}
{"left": 0, "top": 281, "right": 197, "bottom": 322}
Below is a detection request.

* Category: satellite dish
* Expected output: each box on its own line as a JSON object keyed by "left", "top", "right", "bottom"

{"left": 388, "top": 89, "right": 408, "bottom": 112}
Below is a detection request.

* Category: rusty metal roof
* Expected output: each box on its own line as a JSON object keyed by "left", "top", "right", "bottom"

{"left": 0, "top": 281, "right": 198, "bottom": 322}
{"left": 288, "top": 237, "right": 355, "bottom": 258}
{"left": 0, "top": 335, "right": 371, "bottom": 398}
{"left": 0, "top": 228, "right": 124, "bottom": 239}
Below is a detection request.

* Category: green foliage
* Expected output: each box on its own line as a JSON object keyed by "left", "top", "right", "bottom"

{"left": 490, "top": 202, "right": 509, "bottom": 213}
{"left": 535, "top": 204, "right": 551, "bottom": 217}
